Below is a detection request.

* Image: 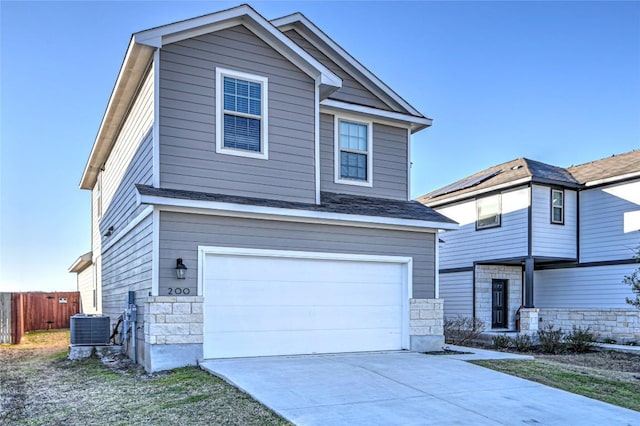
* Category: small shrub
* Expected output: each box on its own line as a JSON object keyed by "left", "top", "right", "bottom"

{"left": 565, "top": 326, "right": 596, "bottom": 353}
{"left": 444, "top": 316, "right": 485, "bottom": 345}
{"left": 537, "top": 324, "right": 565, "bottom": 354}
{"left": 512, "top": 334, "right": 534, "bottom": 352}
{"left": 492, "top": 335, "right": 511, "bottom": 350}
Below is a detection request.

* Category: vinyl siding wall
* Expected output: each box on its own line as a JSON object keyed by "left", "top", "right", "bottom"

{"left": 532, "top": 185, "right": 577, "bottom": 259}
{"left": 77, "top": 266, "right": 97, "bottom": 314}
{"left": 158, "top": 25, "right": 316, "bottom": 204}
{"left": 579, "top": 180, "right": 640, "bottom": 263}
{"left": 100, "top": 65, "right": 154, "bottom": 236}
{"left": 158, "top": 211, "right": 436, "bottom": 298}
{"left": 101, "top": 213, "right": 153, "bottom": 363}
{"left": 534, "top": 264, "right": 638, "bottom": 308}
{"left": 437, "top": 187, "right": 529, "bottom": 269}
{"left": 439, "top": 271, "right": 473, "bottom": 319}
{"left": 283, "top": 29, "right": 391, "bottom": 110}
{"left": 319, "top": 113, "right": 408, "bottom": 200}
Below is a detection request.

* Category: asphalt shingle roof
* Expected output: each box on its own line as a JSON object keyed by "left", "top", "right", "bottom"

{"left": 136, "top": 185, "right": 456, "bottom": 225}
{"left": 568, "top": 150, "right": 640, "bottom": 184}
{"left": 419, "top": 150, "right": 639, "bottom": 206}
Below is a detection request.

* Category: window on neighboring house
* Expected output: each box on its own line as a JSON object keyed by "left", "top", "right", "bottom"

{"left": 477, "top": 194, "right": 501, "bottom": 230}
{"left": 335, "top": 117, "right": 372, "bottom": 186}
{"left": 551, "top": 189, "right": 564, "bottom": 224}
{"left": 216, "top": 68, "right": 268, "bottom": 159}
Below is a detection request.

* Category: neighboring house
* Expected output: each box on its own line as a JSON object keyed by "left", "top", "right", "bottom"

{"left": 68, "top": 252, "right": 98, "bottom": 314}
{"left": 418, "top": 150, "right": 640, "bottom": 341}
{"left": 70, "top": 4, "right": 456, "bottom": 372}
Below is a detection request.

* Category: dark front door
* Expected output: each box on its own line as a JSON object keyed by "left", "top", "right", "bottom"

{"left": 492, "top": 279, "right": 508, "bottom": 328}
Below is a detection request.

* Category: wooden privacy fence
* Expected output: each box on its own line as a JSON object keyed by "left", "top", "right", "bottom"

{"left": 0, "top": 292, "right": 80, "bottom": 344}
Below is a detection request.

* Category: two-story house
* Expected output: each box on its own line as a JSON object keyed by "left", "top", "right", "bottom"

{"left": 70, "top": 5, "right": 457, "bottom": 372}
{"left": 418, "top": 150, "right": 640, "bottom": 341}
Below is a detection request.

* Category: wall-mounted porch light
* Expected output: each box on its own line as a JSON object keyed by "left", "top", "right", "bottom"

{"left": 175, "top": 258, "right": 187, "bottom": 279}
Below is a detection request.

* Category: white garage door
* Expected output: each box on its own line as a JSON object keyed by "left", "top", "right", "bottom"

{"left": 202, "top": 248, "right": 409, "bottom": 359}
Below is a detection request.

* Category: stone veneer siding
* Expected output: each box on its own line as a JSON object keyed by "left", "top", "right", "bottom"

{"left": 144, "top": 296, "right": 204, "bottom": 345}
{"left": 539, "top": 308, "right": 640, "bottom": 343}
{"left": 409, "top": 298, "right": 444, "bottom": 351}
{"left": 475, "top": 265, "right": 522, "bottom": 330}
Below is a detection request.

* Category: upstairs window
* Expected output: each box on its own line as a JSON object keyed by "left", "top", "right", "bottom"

{"left": 551, "top": 189, "right": 564, "bottom": 224}
{"left": 477, "top": 194, "right": 501, "bottom": 230}
{"left": 216, "top": 68, "right": 268, "bottom": 159}
{"left": 335, "top": 116, "right": 372, "bottom": 187}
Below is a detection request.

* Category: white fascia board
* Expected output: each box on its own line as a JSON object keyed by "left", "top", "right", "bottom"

{"left": 138, "top": 193, "right": 458, "bottom": 232}
{"left": 320, "top": 99, "right": 432, "bottom": 132}
{"left": 80, "top": 40, "right": 154, "bottom": 189}
{"left": 424, "top": 177, "right": 532, "bottom": 208}
{"left": 583, "top": 171, "right": 640, "bottom": 187}
{"left": 68, "top": 252, "right": 93, "bottom": 273}
{"left": 133, "top": 5, "right": 341, "bottom": 91}
{"left": 272, "top": 13, "right": 425, "bottom": 118}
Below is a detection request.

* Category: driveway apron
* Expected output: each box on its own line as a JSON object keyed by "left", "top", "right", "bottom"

{"left": 201, "top": 351, "right": 640, "bottom": 425}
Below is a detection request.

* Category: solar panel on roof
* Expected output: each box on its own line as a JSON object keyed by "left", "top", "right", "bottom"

{"left": 429, "top": 170, "right": 501, "bottom": 198}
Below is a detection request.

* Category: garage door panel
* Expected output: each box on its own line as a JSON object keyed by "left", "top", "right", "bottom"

{"left": 205, "top": 328, "right": 402, "bottom": 358}
{"left": 203, "top": 251, "right": 408, "bottom": 358}
{"left": 206, "top": 281, "right": 402, "bottom": 306}
{"left": 206, "top": 256, "right": 402, "bottom": 283}
{"left": 207, "top": 305, "right": 403, "bottom": 332}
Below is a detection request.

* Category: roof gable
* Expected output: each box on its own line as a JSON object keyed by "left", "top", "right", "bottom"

{"left": 80, "top": 4, "right": 342, "bottom": 190}
{"left": 272, "top": 13, "right": 426, "bottom": 120}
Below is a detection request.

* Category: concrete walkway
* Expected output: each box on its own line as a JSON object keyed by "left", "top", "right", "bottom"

{"left": 201, "top": 350, "right": 640, "bottom": 426}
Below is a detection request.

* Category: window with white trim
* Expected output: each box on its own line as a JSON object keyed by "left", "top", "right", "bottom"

{"left": 476, "top": 194, "right": 501, "bottom": 230}
{"left": 335, "top": 116, "right": 372, "bottom": 186}
{"left": 551, "top": 189, "right": 564, "bottom": 224}
{"left": 215, "top": 68, "right": 268, "bottom": 159}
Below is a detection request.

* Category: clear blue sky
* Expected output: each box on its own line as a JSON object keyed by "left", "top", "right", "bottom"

{"left": 1, "top": 1, "right": 639, "bottom": 292}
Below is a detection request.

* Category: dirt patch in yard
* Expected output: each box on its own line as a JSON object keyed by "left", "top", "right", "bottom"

{"left": 0, "top": 330, "right": 290, "bottom": 425}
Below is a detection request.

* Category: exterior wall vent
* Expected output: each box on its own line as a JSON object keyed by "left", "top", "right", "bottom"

{"left": 70, "top": 314, "right": 110, "bottom": 345}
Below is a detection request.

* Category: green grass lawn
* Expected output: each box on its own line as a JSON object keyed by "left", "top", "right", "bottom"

{"left": 472, "top": 359, "right": 640, "bottom": 412}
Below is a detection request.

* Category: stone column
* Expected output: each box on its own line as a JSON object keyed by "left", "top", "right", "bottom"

{"left": 519, "top": 307, "right": 539, "bottom": 335}
{"left": 409, "top": 298, "right": 444, "bottom": 351}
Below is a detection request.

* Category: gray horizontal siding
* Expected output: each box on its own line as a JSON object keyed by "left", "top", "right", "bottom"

{"left": 532, "top": 186, "right": 577, "bottom": 259}
{"left": 535, "top": 264, "right": 638, "bottom": 308}
{"left": 283, "top": 29, "right": 390, "bottom": 110}
{"left": 100, "top": 129, "right": 153, "bottom": 238}
{"left": 437, "top": 188, "right": 529, "bottom": 269}
{"left": 320, "top": 113, "right": 408, "bottom": 200}
{"left": 439, "top": 271, "right": 473, "bottom": 319}
{"left": 158, "top": 211, "right": 436, "bottom": 299}
{"left": 579, "top": 181, "right": 640, "bottom": 263}
{"left": 77, "top": 266, "right": 95, "bottom": 314}
{"left": 101, "top": 214, "right": 153, "bottom": 363}
{"left": 159, "top": 25, "right": 316, "bottom": 204}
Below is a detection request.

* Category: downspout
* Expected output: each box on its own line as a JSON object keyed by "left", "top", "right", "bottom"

{"left": 472, "top": 261, "right": 477, "bottom": 320}
{"left": 524, "top": 183, "right": 534, "bottom": 308}
{"left": 314, "top": 81, "right": 321, "bottom": 205}
{"left": 576, "top": 190, "right": 580, "bottom": 262}
{"left": 434, "top": 231, "right": 440, "bottom": 299}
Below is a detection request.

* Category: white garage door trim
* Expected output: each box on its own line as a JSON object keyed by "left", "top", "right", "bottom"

{"left": 198, "top": 246, "right": 413, "bottom": 357}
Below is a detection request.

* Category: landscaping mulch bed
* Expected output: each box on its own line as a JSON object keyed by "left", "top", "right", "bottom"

{"left": 0, "top": 330, "right": 290, "bottom": 425}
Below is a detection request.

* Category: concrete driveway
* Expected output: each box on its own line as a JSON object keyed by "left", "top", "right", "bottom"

{"left": 201, "top": 351, "right": 640, "bottom": 425}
